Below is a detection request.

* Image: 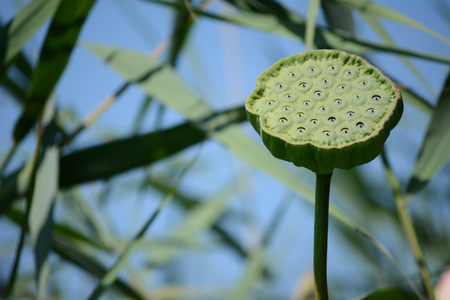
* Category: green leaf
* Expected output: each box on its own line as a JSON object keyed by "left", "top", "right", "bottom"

{"left": 321, "top": 1, "right": 355, "bottom": 34}
{"left": 357, "top": 287, "right": 420, "bottom": 300}
{"left": 28, "top": 98, "right": 59, "bottom": 297}
{"left": 230, "top": 248, "right": 266, "bottom": 300}
{"left": 4, "top": 207, "right": 145, "bottom": 299}
{"left": 145, "top": 0, "right": 450, "bottom": 64}
{"left": 12, "top": 0, "right": 96, "bottom": 143}
{"left": 0, "top": 0, "right": 60, "bottom": 71}
{"left": 361, "top": 14, "right": 434, "bottom": 95}
{"left": 327, "top": 0, "right": 450, "bottom": 45}
{"left": 407, "top": 73, "right": 450, "bottom": 194}
{"left": 305, "top": 0, "right": 321, "bottom": 51}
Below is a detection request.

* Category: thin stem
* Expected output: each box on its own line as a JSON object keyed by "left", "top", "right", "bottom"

{"left": 381, "top": 150, "right": 435, "bottom": 300}
{"left": 0, "top": 141, "right": 18, "bottom": 179}
{"left": 314, "top": 172, "right": 332, "bottom": 300}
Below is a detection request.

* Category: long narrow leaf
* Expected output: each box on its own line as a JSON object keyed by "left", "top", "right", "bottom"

{"left": 12, "top": 0, "right": 96, "bottom": 143}
{"left": 28, "top": 98, "right": 59, "bottom": 297}
{"left": 305, "top": 0, "right": 321, "bottom": 51}
{"left": 407, "top": 74, "right": 450, "bottom": 194}
{"left": 145, "top": 0, "right": 450, "bottom": 64}
{"left": 328, "top": 0, "right": 450, "bottom": 45}
{"left": 0, "top": 0, "right": 60, "bottom": 71}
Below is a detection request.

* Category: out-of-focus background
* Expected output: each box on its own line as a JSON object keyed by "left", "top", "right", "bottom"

{"left": 0, "top": 0, "right": 449, "bottom": 299}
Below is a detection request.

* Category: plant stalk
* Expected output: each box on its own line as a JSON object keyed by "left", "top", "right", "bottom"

{"left": 314, "top": 172, "right": 332, "bottom": 300}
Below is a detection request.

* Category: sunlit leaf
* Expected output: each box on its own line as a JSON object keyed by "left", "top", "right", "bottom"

{"left": 12, "top": 0, "right": 96, "bottom": 143}
{"left": 28, "top": 98, "right": 59, "bottom": 297}
{"left": 407, "top": 73, "right": 450, "bottom": 194}
{"left": 327, "top": 0, "right": 450, "bottom": 45}
{"left": 0, "top": 0, "right": 60, "bottom": 71}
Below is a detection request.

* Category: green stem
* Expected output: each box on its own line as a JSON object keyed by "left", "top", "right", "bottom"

{"left": 314, "top": 172, "right": 332, "bottom": 300}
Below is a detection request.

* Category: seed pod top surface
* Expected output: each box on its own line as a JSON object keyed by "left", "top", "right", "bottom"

{"left": 245, "top": 49, "right": 403, "bottom": 174}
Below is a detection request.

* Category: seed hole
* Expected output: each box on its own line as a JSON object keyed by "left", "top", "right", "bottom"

{"left": 341, "top": 128, "right": 349, "bottom": 134}
{"left": 279, "top": 117, "right": 288, "bottom": 123}
{"left": 328, "top": 117, "right": 336, "bottom": 122}
{"left": 299, "top": 82, "right": 308, "bottom": 88}
{"left": 283, "top": 106, "right": 291, "bottom": 111}
{"left": 310, "top": 119, "right": 318, "bottom": 125}
{"left": 360, "top": 81, "right": 368, "bottom": 86}
{"left": 319, "top": 106, "right": 326, "bottom": 112}
{"left": 356, "top": 122, "right": 364, "bottom": 128}
{"left": 266, "top": 100, "right": 275, "bottom": 106}
{"left": 367, "top": 108, "right": 375, "bottom": 114}
{"left": 335, "top": 99, "right": 343, "bottom": 105}
{"left": 322, "top": 79, "right": 329, "bottom": 84}
{"left": 315, "top": 91, "right": 323, "bottom": 97}
{"left": 304, "top": 101, "right": 311, "bottom": 106}
{"left": 285, "top": 94, "right": 293, "bottom": 99}
{"left": 353, "top": 94, "right": 361, "bottom": 101}
{"left": 276, "top": 83, "right": 284, "bottom": 89}
{"left": 323, "top": 131, "right": 331, "bottom": 137}
{"left": 328, "top": 66, "right": 335, "bottom": 71}
{"left": 347, "top": 111, "right": 355, "bottom": 117}
{"left": 289, "top": 72, "right": 297, "bottom": 78}
{"left": 338, "top": 84, "right": 346, "bottom": 90}
{"left": 297, "top": 112, "right": 305, "bottom": 118}
{"left": 345, "top": 70, "right": 352, "bottom": 76}
{"left": 308, "top": 67, "right": 316, "bottom": 73}
{"left": 297, "top": 127, "right": 306, "bottom": 133}
{"left": 372, "top": 95, "right": 381, "bottom": 101}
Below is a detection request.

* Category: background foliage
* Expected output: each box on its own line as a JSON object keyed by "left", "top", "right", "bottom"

{"left": 0, "top": 0, "right": 449, "bottom": 299}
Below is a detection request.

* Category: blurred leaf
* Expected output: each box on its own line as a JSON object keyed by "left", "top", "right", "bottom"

{"left": 361, "top": 14, "right": 434, "bottom": 94}
{"left": 4, "top": 207, "right": 145, "bottom": 299}
{"left": 399, "top": 87, "right": 434, "bottom": 116}
{"left": 0, "top": 106, "right": 246, "bottom": 204}
{"left": 357, "top": 287, "right": 420, "bottom": 300}
{"left": 305, "top": 0, "right": 321, "bottom": 51}
{"left": 147, "top": 0, "right": 450, "bottom": 64}
{"left": 407, "top": 74, "right": 450, "bottom": 194}
{"left": 13, "top": 0, "right": 96, "bottom": 143}
{"left": 87, "top": 145, "right": 200, "bottom": 300}
{"left": 321, "top": 1, "right": 354, "bottom": 34}
{"left": 171, "top": 189, "right": 231, "bottom": 243}
{"left": 327, "top": 0, "right": 450, "bottom": 45}
{"left": 28, "top": 98, "right": 59, "bottom": 297}
{"left": 230, "top": 248, "right": 266, "bottom": 300}
{"left": 0, "top": 0, "right": 60, "bottom": 73}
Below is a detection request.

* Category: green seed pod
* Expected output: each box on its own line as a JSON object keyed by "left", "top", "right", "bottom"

{"left": 246, "top": 50, "right": 403, "bottom": 174}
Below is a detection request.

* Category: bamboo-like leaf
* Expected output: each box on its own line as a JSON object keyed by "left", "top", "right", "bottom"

{"left": 171, "top": 190, "right": 231, "bottom": 243}
{"left": 305, "top": 0, "right": 321, "bottom": 51}
{"left": 0, "top": 0, "right": 60, "bottom": 70}
{"left": 87, "top": 145, "right": 200, "bottom": 300}
{"left": 12, "top": 0, "right": 96, "bottom": 143}
{"left": 4, "top": 207, "right": 145, "bottom": 299}
{"left": 407, "top": 74, "right": 450, "bottom": 194}
{"left": 361, "top": 14, "right": 434, "bottom": 94}
{"left": 28, "top": 98, "right": 59, "bottom": 298}
{"left": 321, "top": 1, "right": 355, "bottom": 34}
{"left": 399, "top": 88, "right": 434, "bottom": 116}
{"left": 327, "top": 0, "right": 450, "bottom": 46}
{"left": 145, "top": 0, "right": 450, "bottom": 64}
{"left": 230, "top": 248, "right": 266, "bottom": 300}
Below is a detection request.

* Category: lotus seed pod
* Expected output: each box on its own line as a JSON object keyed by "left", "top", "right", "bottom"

{"left": 246, "top": 50, "right": 403, "bottom": 174}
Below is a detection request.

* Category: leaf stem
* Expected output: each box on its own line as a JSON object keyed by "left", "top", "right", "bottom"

{"left": 381, "top": 150, "right": 435, "bottom": 300}
{"left": 314, "top": 172, "right": 332, "bottom": 300}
